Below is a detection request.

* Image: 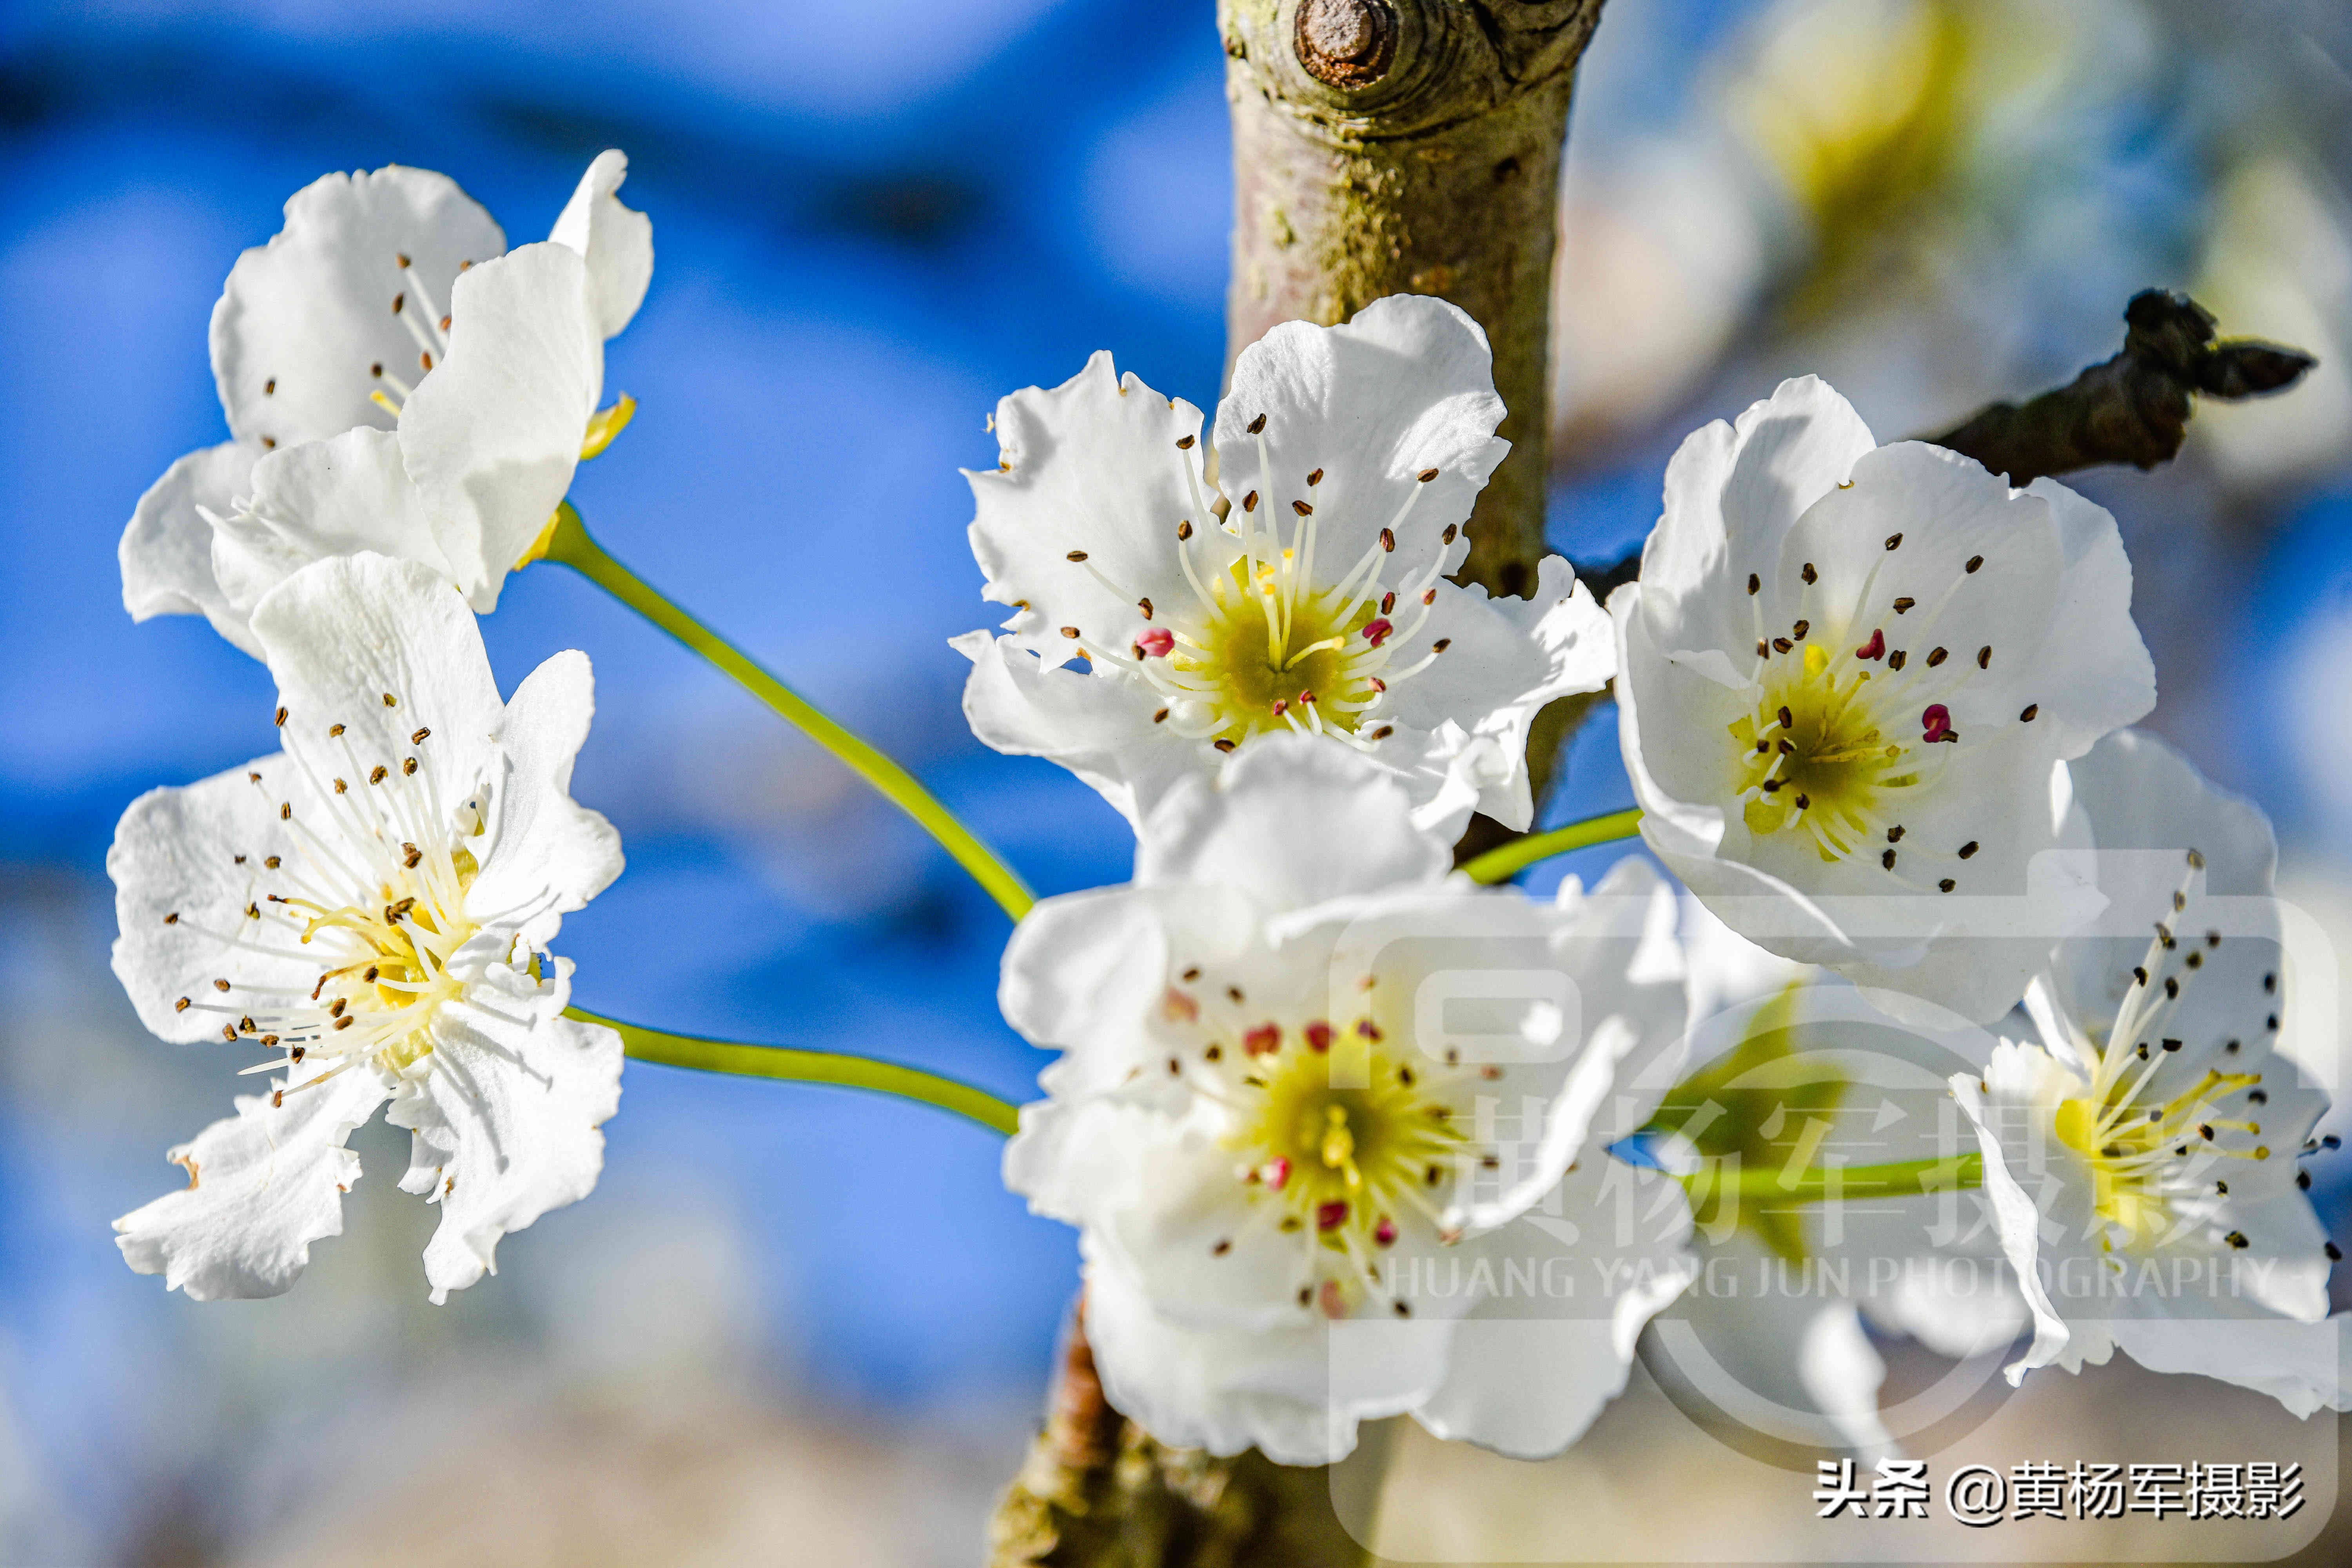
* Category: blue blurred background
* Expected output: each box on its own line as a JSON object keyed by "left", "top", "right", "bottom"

{"left": 2, "top": 0, "right": 2349, "bottom": 1561}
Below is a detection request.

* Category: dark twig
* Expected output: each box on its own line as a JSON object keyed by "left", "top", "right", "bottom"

{"left": 1929, "top": 290, "right": 2314, "bottom": 485}
{"left": 1568, "top": 289, "right": 2317, "bottom": 611}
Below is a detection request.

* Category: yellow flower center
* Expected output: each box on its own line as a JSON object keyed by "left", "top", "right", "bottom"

{"left": 1229, "top": 1025, "right": 1463, "bottom": 1259}
{"left": 1732, "top": 641, "right": 1924, "bottom": 861}
{"left": 1176, "top": 557, "right": 1380, "bottom": 745}
{"left": 2054, "top": 1066, "right": 2267, "bottom": 1253}
{"left": 217, "top": 706, "right": 497, "bottom": 1086}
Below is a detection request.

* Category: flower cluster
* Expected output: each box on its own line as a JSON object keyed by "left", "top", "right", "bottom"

{"left": 109, "top": 155, "right": 648, "bottom": 1299}
{"left": 994, "top": 340, "right": 2344, "bottom": 1460}
{"left": 104, "top": 151, "right": 2342, "bottom": 1478}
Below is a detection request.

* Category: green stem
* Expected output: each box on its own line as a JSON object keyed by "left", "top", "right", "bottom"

{"left": 1459, "top": 806, "right": 1644, "bottom": 885}
{"left": 539, "top": 504, "right": 1036, "bottom": 923}
{"left": 575, "top": 1006, "right": 1021, "bottom": 1136}
{"left": 1679, "top": 1152, "right": 1983, "bottom": 1204}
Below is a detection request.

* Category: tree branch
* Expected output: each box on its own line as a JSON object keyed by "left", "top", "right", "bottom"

{"left": 1930, "top": 289, "right": 2316, "bottom": 485}
{"left": 987, "top": 1303, "right": 1377, "bottom": 1567}
{"left": 1569, "top": 288, "right": 2319, "bottom": 637}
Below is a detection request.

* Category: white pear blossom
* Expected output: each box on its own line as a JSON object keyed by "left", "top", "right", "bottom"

{"left": 1000, "top": 734, "right": 1692, "bottom": 1463}
{"left": 1612, "top": 375, "right": 2155, "bottom": 1024}
{"left": 955, "top": 295, "right": 1613, "bottom": 840}
{"left": 109, "top": 553, "right": 625, "bottom": 1303}
{"left": 1644, "top": 899, "right": 2027, "bottom": 1458}
{"left": 121, "top": 151, "right": 653, "bottom": 655}
{"left": 1952, "top": 729, "right": 2351, "bottom": 1415}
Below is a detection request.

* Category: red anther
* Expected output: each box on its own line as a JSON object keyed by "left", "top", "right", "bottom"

{"left": 1162, "top": 987, "right": 1199, "bottom": 1023}
{"left": 1305, "top": 1020, "right": 1334, "bottom": 1053}
{"left": 1264, "top": 1156, "right": 1291, "bottom": 1190}
{"left": 1921, "top": 704, "right": 1956, "bottom": 744}
{"left": 1855, "top": 628, "right": 1885, "bottom": 661}
{"left": 1374, "top": 1216, "right": 1399, "bottom": 1247}
{"left": 1244, "top": 1023, "right": 1281, "bottom": 1056}
{"left": 1134, "top": 627, "right": 1175, "bottom": 658}
{"left": 1354, "top": 1018, "right": 1383, "bottom": 1041}
{"left": 1316, "top": 1200, "right": 1350, "bottom": 1232}
{"left": 1362, "top": 617, "right": 1395, "bottom": 648}
{"left": 1318, "top": 1279, "right": 1347, "bottom": 1319}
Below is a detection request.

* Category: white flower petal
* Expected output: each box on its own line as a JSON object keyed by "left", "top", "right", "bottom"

{"left": 212, "top": 165, "right": 505, "bottom": 451}
{"left": 109, "top": 758, "right": 311, "bottom": 1044}
{"left": 1635, "top": 375, "right": 1875, "bottom": 660}
{"left": 120, "top": 441, "right": 259, "bottom": 653}
{"left": 1609, "top": 586, "right": 1760, "bottom": 851}
{"left": 208, "top": 427, "right": 454, "bottom": 630}
{"left": 1645, "top": 1232, "right": 1897, "bottom": 1460}
{"left": 1855, "top": 1250, "right": 2031, "bottom": 1363}
{"left": 464, "top": 649, "right": 624, "bottom": 950}
{"left": 1299, "top": 858, "right": 1687, "bottom": 1236}
{"left": 966, "top": 351, "right": 1208, "bottom": 666}
{"left": 1087, "top": 1110, "right": 1354, "bottom": 1336}
{"left": 397, "top": 242, "right": 601, "bottom": 607}
{"left": 1951, "top": 1045, "right": 2088, "bottom": 1384}
{"left": 114, "top": 1063, "right": 390, "bottom": 1300}
{"left": 1134, "top": 732, "right": 1450, "bottom": 911}
{"left": 1214, "top": 295, "right": 1506, "bottom": 588}
{"left": 1381, "top": 556, "right": 1612, "bottom": 831}
{"left": 547, "top": 149, "right": 653, "bottom": 340}
{"left": 1000, "top": 885, "right": 1178, "bottom": 1076}
{"left": 2106, "top": 1312, "right": 2351, "bottom": 1417}
{"left": 1399, "top": 720, "right": 1501, "bottom": 842}
{"left": 2052, "top": 728, "right": 2279, "bottom": 1074}
{"left": 248, "top": 553, "right": 507, "bottom": 797}
{"left": 1007, "top": 1096, "right": 1150, "bottom": 1236}
{"left": 1412, "top": 1161, "right": 1697, "bottom": 1459}
{"left": 2022, "top": 479, "right": 2159, "bottom": 759}
{"left": 1082, "top": 1247, "right": 1392, "bottom": 1466}
{"left": 1816, "top": 755, "right": 2102, "bottom": 1030}
{"left": 953, "top": 629, "right": 1202, "bottom": 831}
{"left": 1677, "top": 890, "right": 1812, "bottom": 1025}
{"left": 388, "top": 959, "right": 622, "bottom": 1303}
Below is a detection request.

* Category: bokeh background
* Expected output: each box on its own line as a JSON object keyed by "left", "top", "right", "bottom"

{"left": 1, "top": 0, "right": 2349, "bottom": 1562}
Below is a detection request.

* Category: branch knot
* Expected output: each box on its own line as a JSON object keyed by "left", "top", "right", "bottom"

{"left": 1296, "top": 0, "right": 1399, "bottom": 87}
